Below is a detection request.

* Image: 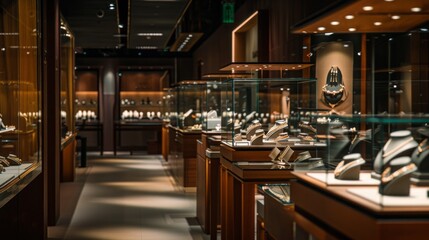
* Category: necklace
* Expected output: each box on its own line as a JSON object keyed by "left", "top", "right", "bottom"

{"left": 381, "top": 163, "right": 417, "bottom": 183}
{"left": 418, "top": 139, "right": 429, "bottom": 155}
{"left": 334, "top": 158, "right": 365, "bottom": 177}
{"left": 382, "top": 137, "right": 414, "bottom": 158}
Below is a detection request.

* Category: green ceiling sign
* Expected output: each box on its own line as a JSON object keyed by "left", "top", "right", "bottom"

{"left": 222, "top": 2, "right": 234, "bottom": 23}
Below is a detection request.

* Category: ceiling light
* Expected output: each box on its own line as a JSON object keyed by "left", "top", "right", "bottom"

{"left": 348, "top": 28, "right": 356, "bottom": 32}
{"left": 330, "top": 21, "right": 340, "bottom": 25}
{"left": 137, "top": 33, "right": 163, "bottom": 36}
{"left": 345, "top": 15, "right": 354, "bottom": 20}
{"left": 343, "top": 44, "right": 349, "bottom": 48}
{"left": 374, "top": 22, "right": 382, "bottom": 26}
{"left": 411, "top": 7, "right": 422, "bottom": 12}
{"left": 420, "top": 28, "right": 429, "bottom": 32}
{"left": 118, "top": 24, "right": 124, "bottom": 28}
{"left": 391, "top": 15, "right": 400, "bottom": 20}
{"left": 136, "top": 46, "right": 158, "bottom": 50}
{"left": 317, "top": 26, "right": 326, "bottom": 31}
{"left": 109, "top": 3, "right": 114, "bottom": 7}
{"left": 109, "top": 6, "right": 115, "bottom": 10}
{"left": 170, "top": 32, "right": 203, "bottom": 52}
{"left": 384, "top": 0, "right": 394, "bottom": 2}
{"left": 363, "top": 6, "right": 373, "bottom": 11}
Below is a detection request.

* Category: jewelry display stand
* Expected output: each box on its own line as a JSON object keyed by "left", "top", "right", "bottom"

{"left": 265, "top": 120, "right": 288, "bottom": 141}
{"left": 274, "top": 132, "right": 289, "bottom": 143}
{"left": 334, "top": 153, "right": 365, "bottom": 180}
{"left": 270, "top": 146, "right": 294, "bottom": 165}
{"left": 379, "top": 156, "right": 417, "bottom": 196}
{"left": 411, "top": 127, "right": 429, "bottom": 185}
{"left": 294, "top": 151, "right": 311, "bottom": 162}
{"left": 250, "top": 129, "right": 264, "bottom": 145}
{"left": 245, "top": 120, "right": 261, "bottom": 140}
{"left": 372, "top": 130, "right": 418, "bottom": 179}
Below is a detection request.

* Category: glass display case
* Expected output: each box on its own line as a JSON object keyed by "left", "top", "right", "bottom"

{"left": 174, "top": 81, "right": 206, "bottom": 131}
{"left": 0, "top": 0, "right": 42, "bottom": 205}
{"left": 220, "top": 77, "right": 319, "bottom": 147}
{"left": 288, "top": 24, "right": 429, "bottom": 240}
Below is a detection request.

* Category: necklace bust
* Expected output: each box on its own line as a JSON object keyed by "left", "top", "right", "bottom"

{"left": 372, "top": 130, "right": 418, "bottom": 178}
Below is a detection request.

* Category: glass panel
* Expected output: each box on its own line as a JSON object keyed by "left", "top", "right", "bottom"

{"left": 60, "top": 17, "right": 75, "bottom": 139}
{"left": 0, "top": 0, "right": 41, "bottom": 203}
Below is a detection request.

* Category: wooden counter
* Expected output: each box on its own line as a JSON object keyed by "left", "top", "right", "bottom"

{"left": 291, "top": 172, "right": 429, "bottom": 240}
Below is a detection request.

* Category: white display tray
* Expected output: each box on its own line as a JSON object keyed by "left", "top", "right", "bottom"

{"left": 306, "top": 172, "right": 380, "bottom": 186}
{"left": 348, "top": 187, "right": 429, "bottom": 207}
{"left": 0, "top": 163, "right": 33, "bottom": 187}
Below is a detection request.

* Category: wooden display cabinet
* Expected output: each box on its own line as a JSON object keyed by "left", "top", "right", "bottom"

{"left": 75, "top": 68, "right": 103, "bottom": 154}
{"left": 114, "top": 69, "right": 169, "bottom": 155}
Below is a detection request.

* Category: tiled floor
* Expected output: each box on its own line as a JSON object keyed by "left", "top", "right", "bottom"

{"left": 48, "top": 153, "right": 211, "bottom": 240}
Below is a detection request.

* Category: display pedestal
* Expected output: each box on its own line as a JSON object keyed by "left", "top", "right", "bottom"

{"left": 168, "top": 126, "right": 201, "bottom": 188}
{"left": 196, "top": 132, "right": 221, "bottom": 239}
{"left": 220, "top": 144, "right": 296, "bottom": 240}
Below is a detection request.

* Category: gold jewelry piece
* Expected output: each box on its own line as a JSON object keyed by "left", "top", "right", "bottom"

{"left": 275, "top": 133, "right": 289, "bottom": 142}
{"left": 418, "top": 139, "right": 429, "bottom": 155}
{"left": 334, "top": 157, "right": 365, "bottom": 177}
{"left": 382, "top": 137, "right": 414, "bottom": 158}
{"left": 299, "top": 122, "right": 317, "bottom": 133}
{"left": 381, "top": 163, "right": 417, "bottom": 183}
{"left": 0, "top": 156, "right": 10, "bottom": 167}
{"left": 266, "top": 120, "right": 288, "bottom": 139}
{"left": 7, "top": 154, "right": 22, "bottom": 165}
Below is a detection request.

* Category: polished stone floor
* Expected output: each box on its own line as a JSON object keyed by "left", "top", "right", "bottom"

{"left": 48, "top": 153, "right": 211, "bottom": 240}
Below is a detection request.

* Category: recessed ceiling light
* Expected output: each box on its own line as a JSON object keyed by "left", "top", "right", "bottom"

{"left": 348, "top": 28, "right": 356, "bottom": 32}
{"left": 330, "top": 21, "right": 340, "bottom": 25}
{"left": 374, "top": 22, "right": 382, "bottom": 26}
{"left": 317, "top": 26, "right": 326, "bottom": 31}
{"left": 325, "top": 32, "right": 334, "bottom": 36}
{"left": 363, "top": 6, "right": 373, "bottom": 11}
{"left": 345, "top": 15, "right": 354, "bottom": 20}
{"left": 384, "top": 0, "right": 394, "bottom": 2}
{"left": 391, "top": 15, "right": 400, "bottom": 20}
{"left": 137, "top": 33, "right": 163, "bottom": 36}
{"left": 411, "top": 7, "right": 422, "bottom": 12}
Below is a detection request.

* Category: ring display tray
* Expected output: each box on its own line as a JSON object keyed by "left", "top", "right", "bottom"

{"left": 306, "top": 172, "right": 380, "bottom": 186}
{"left": 348, "top": 187, "right": 429, "bottom": 206}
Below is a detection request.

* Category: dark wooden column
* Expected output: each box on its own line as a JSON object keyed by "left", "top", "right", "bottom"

{"left": 43, "top": 0, "right": 61, "bottom": 226}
